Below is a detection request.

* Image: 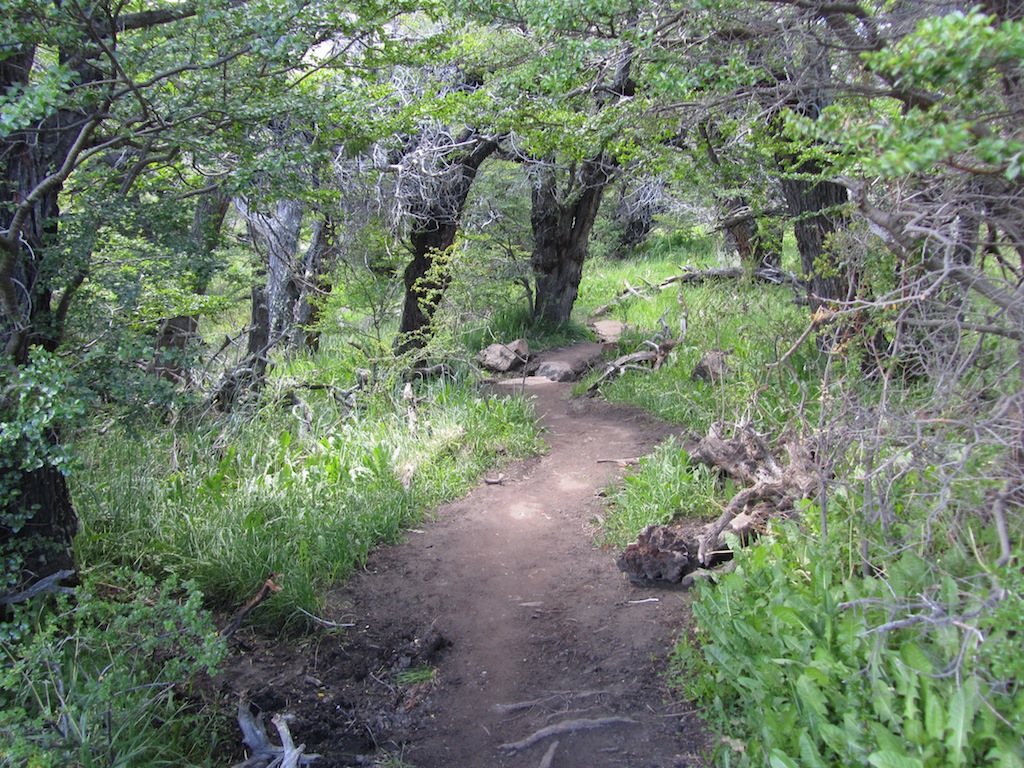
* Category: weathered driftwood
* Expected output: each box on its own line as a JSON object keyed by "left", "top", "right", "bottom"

{"left": 617, "top": 424, "right": 820, "bottom": 584}
{"left": 692, "top": 424, "right": 818, "bottom": 565}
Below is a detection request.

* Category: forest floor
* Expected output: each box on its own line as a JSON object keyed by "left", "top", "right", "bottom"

{"left": 216, "top": 338, "right": 714, "bottom": 768}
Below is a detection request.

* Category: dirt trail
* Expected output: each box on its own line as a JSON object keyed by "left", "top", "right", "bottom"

{"left": 220, "top": 344, "right": 711, "bottom": 767}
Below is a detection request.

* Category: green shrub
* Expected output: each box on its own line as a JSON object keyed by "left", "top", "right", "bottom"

{"left": 0, "top": 571, "right": 226, "bottom": 767}
{"left": 675, "top": 521, "right": 1024, "bottom": 768}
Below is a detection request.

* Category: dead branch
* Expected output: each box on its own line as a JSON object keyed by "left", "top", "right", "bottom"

{"left": 593, "top": 281, "right": 651, "bottom": 316}
{"left": 232, "top": 699, "right": 320, "bottom": 768}
{"left": 0, "top": 569, "right": 76, "bottom": 605}
{"left": 587, "top": 340, "right": 680, "bottom": 394}
{"left": 221, "top": 574, "right": 283, "bottom": 638}
{"left": 498, "top": 717, "right": 637, "bottom": 752}
{"left": 692, "top": 427, "right": 819, "bottom": 565}
{"left": 659, "top": 265, "right": 802, "bottom": 288}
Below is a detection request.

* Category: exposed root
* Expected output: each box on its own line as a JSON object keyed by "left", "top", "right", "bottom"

{"left": 538, "top": 740, "right": 560, "bottom": 768}
{"left": 498, "top": 716, "right": 637, "bottom": 752}
{"left": 232, "top": 698, "right": 320, "bottom": 767}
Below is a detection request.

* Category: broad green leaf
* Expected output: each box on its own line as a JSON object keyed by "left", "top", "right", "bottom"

{"left": 900, "top": 643, "right": 934, "bottom": 675}
{"left": 796, "top": 673, "right": 828, "bottom": 719}
{"left": 769, "top": 749, "right": 800, "bottom": 768}
{"left": 868, "top": 750, "right": 924, "bottom": 768}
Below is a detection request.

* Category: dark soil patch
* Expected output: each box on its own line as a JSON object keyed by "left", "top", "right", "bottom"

{"left": 215, "top": 358, "right": 714, "bottom": 767}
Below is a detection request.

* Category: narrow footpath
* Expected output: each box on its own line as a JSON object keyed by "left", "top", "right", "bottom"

{"left": 331, "top": 360, "right": 711, "bottom": 767}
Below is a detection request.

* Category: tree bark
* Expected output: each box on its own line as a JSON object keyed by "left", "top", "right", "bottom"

{"left": 292, "top": 216, "right": 338, "bottom": 352}
{"left": 0, "top": 461, "right": 77, "bottom": 592}
{"left": 530, "top": 156, "right": 614, "bottom": 324}
{"left": 395, "top": 134, "right": 499, "bottom": 353}
{"left": 241, "top": 198, "right": 304, "bottom": 342}
{"left": 779, "top": 172, "right": 852, "bottom": 311}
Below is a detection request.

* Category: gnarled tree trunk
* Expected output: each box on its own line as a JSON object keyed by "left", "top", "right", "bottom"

{"left": 530, "top": 156, "right": 614, "bottom": 325}
{"left": 395, "top": 133, "right": 499, "bottom": 354}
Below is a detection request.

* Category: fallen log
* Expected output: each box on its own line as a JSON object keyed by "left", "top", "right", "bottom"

{"left": 617, "top": 424, "right": 821, "bottom": 584}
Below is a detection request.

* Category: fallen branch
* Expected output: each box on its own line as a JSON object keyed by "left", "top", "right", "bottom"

{"left": 618, "top": 425, "right": 821, "bottom": 583}
{"left": 0, "top": 569, "right": 76, "bottom": 605}
{"left": 592, "top": 266, "right": 800, "bottom": 319}
{"left": 221, "top": 574, "right": 283, "bottom": 638}
{"left": 659, "top": 265, "right": 801, "bottom": 288}
{"left": 587, "top": 341, "right": 679, "bottom": 394}
{"left": 498, "top": 717, "right": 637, "bottom": 752}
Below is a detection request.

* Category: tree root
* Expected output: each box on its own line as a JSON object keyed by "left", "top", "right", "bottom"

{"left": 538, "top": 740, "right": 559, "bottom": 768}
{"left": 498, "top": 717, "right": 637, "bottom": 752}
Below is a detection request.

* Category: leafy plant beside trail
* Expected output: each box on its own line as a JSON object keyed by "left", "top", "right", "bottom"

{"left": 1, "top": 571, "right": 227, "bottom": 768}
{"left": 673, "top": 521, "right": 1023, "bottom": 768}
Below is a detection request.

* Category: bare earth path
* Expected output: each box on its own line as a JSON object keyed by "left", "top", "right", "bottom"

{"left": 220, "top": 347, "right": 712, "bottom": 767}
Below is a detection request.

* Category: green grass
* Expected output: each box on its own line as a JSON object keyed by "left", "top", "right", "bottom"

{"left": 72, "top": 368, "right": 541, "bottom": 629}
{"left": 598, "top": 438, "right": 728, "bottom": 547}
{"left": 461, "top": 304, "right": 594, "bottom": 354}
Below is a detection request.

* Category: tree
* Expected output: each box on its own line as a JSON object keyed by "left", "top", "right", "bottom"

{"left": 0, "top": 0, "right": 423, "bottom": 592}
{"left": 390, "top": 125, "right": 501, "bottom": 352}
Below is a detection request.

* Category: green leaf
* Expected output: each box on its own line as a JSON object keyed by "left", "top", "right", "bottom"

{"left": 868, "top": 750, "right": 924, "bottom": 768}
{"left": 769, "top": 749, "right": 800, "bottom": 768}
{"left": 796, "top": 673, "right": 828, "bottom": 719}
{"left": 944, "top": 679, "right": 979, "bottom": 764}
{"left": 899, "top": 643, "right": 934, "bottom": 675}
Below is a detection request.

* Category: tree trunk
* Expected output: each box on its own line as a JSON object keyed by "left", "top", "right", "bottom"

{"left": 397, "top": 221, "right": 460, "bottom": 353}
{"left": 292, "top": 216, "right": 338, "bottom": 352}
{"left": 0, "top": 461, "right": 77, "bottom": 591}
{"left": 779, "top": 173, "right": 851, "bottom": 311}
{"left": 240, "top": 198, "right": 304, "bottom": 342}
{"left": 394, "top": 134, "right": 499, "bottom": 353}
{"left": 1, "top": 55, "right": 84, "bottom": 589}
{"left": 531, "top": 157, "right": 613, "bottom": 324}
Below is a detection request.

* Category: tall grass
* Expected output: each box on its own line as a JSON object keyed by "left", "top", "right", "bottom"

{"left": 72, "top": 371, "right": 540, "bottom": 629}
{"left": 579, "top": 232, "right": 814, "bottom": 437}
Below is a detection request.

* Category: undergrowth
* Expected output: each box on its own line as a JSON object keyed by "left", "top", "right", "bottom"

{"left": 580, "top": 230, "right": 1024, "bottom": 767}
{"left": 72, "top": 368, "right": 541, "bottom": 630}
{"left": 0, "top": 571, "right": 226, "bottom": 767}
{"left": 672, "top": 520, "right": 1024, "bottom": 768}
